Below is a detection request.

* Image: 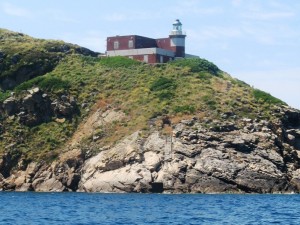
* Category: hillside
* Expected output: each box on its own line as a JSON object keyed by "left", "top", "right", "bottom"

{"left": 1, "top": 29, "right": 300, "bottom": 193}
{"left": 0, "top": 28, "right": 97, "bottom": 90}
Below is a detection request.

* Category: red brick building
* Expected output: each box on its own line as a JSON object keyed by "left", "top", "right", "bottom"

{"left": 106, "top": 19, "right": 197, "bottom": 63}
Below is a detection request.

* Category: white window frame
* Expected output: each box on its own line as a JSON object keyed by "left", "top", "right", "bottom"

{"left": 143, "top": 55, "right": 148, "bottom": 63}
{"left": 114, "top": 41, "right": 119, "bottom": 49}
{"left": 128, "top": 40, "right": 134, "bottom": 48}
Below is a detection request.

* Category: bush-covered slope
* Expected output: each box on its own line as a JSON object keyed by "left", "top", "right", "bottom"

{"left": 0, "top": 28, "right": 97, "bottom": 90}
{"left": 0, "top": 29, "right": 287, "bottom": 164}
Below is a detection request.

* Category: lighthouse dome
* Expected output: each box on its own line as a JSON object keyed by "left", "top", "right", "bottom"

{"left": 172, "top": 19, "right": 182, "bottom": 31}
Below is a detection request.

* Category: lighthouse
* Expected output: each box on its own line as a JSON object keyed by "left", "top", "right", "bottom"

{"left": 106, "top": 19, "right": 197, "bottom": 63}
{"left": 169, "top": 19, "right": 186, "bottom": 58}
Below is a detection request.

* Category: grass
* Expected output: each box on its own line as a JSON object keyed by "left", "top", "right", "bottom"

{"left": 0, "top": 28, "right": 95, "bottom": 90}
{"left": 168, "top": 58, "right": 220, "bottom": 75}
{"left": 15, "top": 75, "right": 71, "bottom": 93}
{"left": 99, "top": 56, "right": 141, "bottom": 68}
{"left": 0, "top": 91, "right": 10, "bottom": 102}
{"left": 173, "top": 105, "right": 196, "bottom": 114}
{"left": 253, "top": 89, "right": 285, "bottom": 105}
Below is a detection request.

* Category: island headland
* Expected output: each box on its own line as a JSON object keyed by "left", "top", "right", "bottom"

{"left": 1, "top": 28, "right": 300, "bottom": 193}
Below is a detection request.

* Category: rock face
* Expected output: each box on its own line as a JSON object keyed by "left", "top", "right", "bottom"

{"left": 0, "top": 149, "right": 84, "bottom": 192}
{"left": 0, "top": 88, "right": 77, "bottom": 126}
{"left": 1, "top": 107, "right": 300, "bottom": 193}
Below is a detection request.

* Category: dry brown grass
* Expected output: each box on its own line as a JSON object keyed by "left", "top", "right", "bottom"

{"left": 162, "top": 125, "right": 173, "bottom": 135}
{"left": 213, "top": 79, "right": 229, "bottom": 93}
{"left": 171, "top": 114, "right": 195, "bottom": 124}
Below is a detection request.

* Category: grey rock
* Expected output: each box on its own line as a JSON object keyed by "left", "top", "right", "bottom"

{"left": 2, "top": 89, "right": 77, "bottom": 126}
{"left": 283, "top": 108, "right": 300, "bottom": 128}
{"left": 34, "top": 178, "right": 66, "bottom": 192}
{"left": 3, "top": 108, "right": 300, "bottom": 193}
{"left": 61, "top": 95, "right": 68, "bottom": 102}
{"left": 3, "top": 97, "right": 17, "bottom": 116}
{"left": 16, "top": 183, "right": 33, "bottom": 192}
{"left": 187, "top": 170, "right": 239, "bottom": 193}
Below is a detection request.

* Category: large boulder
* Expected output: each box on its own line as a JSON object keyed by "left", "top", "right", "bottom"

{"left": 33, "top": 177, "right": 66, "bottom": 192}
{"left": 79, "top": 164, "right": 152, "bottom": 193}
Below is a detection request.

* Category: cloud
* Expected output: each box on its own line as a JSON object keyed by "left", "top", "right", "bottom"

{"left": 101, "top": 1, "right": 222, "bottom": 23}
{"left": 45, "top": 9, "right": 79, "bottom": 23}
{"left": 242, "top": 11, "right": 295, "bottom": 20}
{"left": 102, "top": 11, "right": 163, "bottom": 22}
{"left": 1, "top": 2, "right": 31, "bottom": 18}
{"left": 171, "top": 0, "right": 223, "bottom": 16}
{"left": 102, "top": 13, "right": 128, "bottom": 22}
{"left": 187, "top": 27, "right": 242, "bottom": 45}
{"left": 231, "top": 0, "right": 243, "bottom": 7}
{"left": 231, "top": 0, "right": 295, "bottom": 21}
{"left": 240, "top": 22, "right": 299, "bottom": 46}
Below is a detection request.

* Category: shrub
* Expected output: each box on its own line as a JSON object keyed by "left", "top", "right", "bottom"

{"left": 197, "top": 72, "right": 213, "bottom": 80}
{"left": 169, "top": 58, "right": 220, "bottom": 75}
{"left": 173, "top": 105, "right": 196, "bottom": 114}
{"left": 14, "top": 76, "right": 44, "bottom": 92}
{"left": 0, "top": 91, "right": 11, "bottom": 102}
{"left": 231, "top": 79, "right": 250, "bottom": 87}
{"left": 253, "top": 89, "right": 285, "bottom": 105}
{"left": 150, "top": 77, "right": 177, "bottom": 91}
{"left": 15, "top": 76, "right": 70, "bottom": 92}
{"left": 202, "top": 95, "right": 217, "bottom": 110}
{"left": 99, "top": 56, "right": 141, "bottom": 68}
{"left": 157, "top": 91, "right": 174, "bottom": 101}
{"left": 150, "top": 77, "right": 177, "bottom": 101}
{"left": 39, "top": 77, "right": 70, "bottom": 91}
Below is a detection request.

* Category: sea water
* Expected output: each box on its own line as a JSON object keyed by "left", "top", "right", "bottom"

{"left": 1, "top": 193, "right": 300, "bottom": 225}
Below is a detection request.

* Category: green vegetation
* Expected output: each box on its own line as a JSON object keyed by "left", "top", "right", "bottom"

{"left": 0, "top": 28, "right": 287, "bottom": 162}
{"left": 169, "top": 58, "right": 220, "bottom": 75}
{"left": 150, "top": 77, "right": 177, "bottom": 101}
{"left": 0, "top": 28, "right": 95, "bottom": 90}
{"left": 253, "top": 89, "right": 285, "bottom": 104}
{"left": 173, "top": 105, "right": 196, "bottom": 114}
{"left": 15, "top": 76, "right": 70, "bottom": 93}
{"left": 0, "top": 91, "right": 10, "bottom": 102}
{"left": 99, "top": 56, "right": 141, "bottom": 68}
{"left": 150, "top": 77, "right": 177, "bottom": 91}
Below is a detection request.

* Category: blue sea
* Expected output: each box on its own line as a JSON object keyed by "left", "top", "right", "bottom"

{"left": 1, "top": 193, "right": 300, "bottom": 225}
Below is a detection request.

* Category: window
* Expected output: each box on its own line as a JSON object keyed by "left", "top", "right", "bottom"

{"left": 128, "top": 40, "right": 134, "bottom": 48}
{"left": 160, "top": 56, "right": 163, "bottom": 63}
{"left": 114, "top": 41, "right": 119, "bottom": 49}
{"left": 143, "top": 55, "right": 148, "bottom": 63}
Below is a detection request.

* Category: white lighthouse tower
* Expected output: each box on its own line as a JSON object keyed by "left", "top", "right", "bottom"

{"left": 169, "top": 19, "right": 186, "bottom": 58}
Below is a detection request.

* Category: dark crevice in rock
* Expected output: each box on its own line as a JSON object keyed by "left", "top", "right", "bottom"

{"left": 215, "top": 176, "right": 260, "bottom": 193}
{"left": 173, "top": 149, "right": 201, "bottom": 158}
{"left": 0, "top": 149, "right": 22, "bottom": 178}
{"left": 149, "top": 182, "right": 164, "bottom": 193}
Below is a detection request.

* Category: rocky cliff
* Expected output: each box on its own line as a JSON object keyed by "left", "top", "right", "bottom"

{"left": 1, "top": 29, "right": 300, "bottom": 193}
{"left": 1, "top": 106, "right": 300, "bottom": 193}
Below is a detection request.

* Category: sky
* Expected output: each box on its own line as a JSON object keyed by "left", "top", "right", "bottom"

{"left": 1, "top": 0, "right": 299, "bottom": 109}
